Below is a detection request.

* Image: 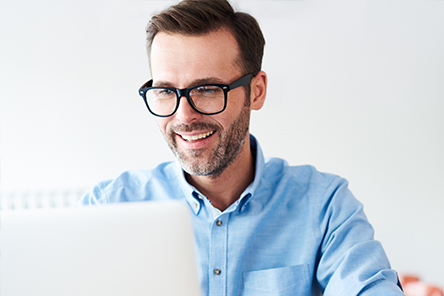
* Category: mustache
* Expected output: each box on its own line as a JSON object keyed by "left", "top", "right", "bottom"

{"left": 171, "top": 122, "right": 219, "bottom": 133}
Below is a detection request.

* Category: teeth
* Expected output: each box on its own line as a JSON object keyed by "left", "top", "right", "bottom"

{"left": 180, "top": 131, "right": 214, "bottom": 141}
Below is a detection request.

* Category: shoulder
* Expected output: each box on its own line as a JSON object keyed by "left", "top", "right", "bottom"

{"left": 261, "top": 158, "right": 358, "bottom": 213}
{"left": 106, "top": 161, "right": 178, "bottom": 188}
{"left": 263, "top": 157, "right": 346, "bottom": 192}
{"left": 78, "top": 161, "right": 180, "bottom": 205}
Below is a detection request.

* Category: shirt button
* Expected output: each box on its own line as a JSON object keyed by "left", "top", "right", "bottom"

{"left": 216, "top": 220, "right": 222, "bottom": 226}
{"left": 193, "top": 202, "right": 198, "bottom": 208}
{"left": 214, "top": 269, "right": 221, "bottom": 275}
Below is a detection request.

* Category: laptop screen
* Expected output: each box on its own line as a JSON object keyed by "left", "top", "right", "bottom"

{"left": 1, "top": 200, "right": 201, "bottom": 296}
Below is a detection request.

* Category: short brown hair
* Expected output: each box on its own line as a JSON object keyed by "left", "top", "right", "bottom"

{"left": 146, "top": 0, "right": 265, "bottom": 76}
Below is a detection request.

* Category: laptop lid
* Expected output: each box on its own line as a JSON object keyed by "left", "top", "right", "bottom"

{"left": 1, "top": 200, "right": 201, "bottom": 296}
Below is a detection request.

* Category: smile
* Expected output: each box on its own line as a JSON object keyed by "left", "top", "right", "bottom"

{"left": 180, "top": 131, "right": 214, "bottom": 142}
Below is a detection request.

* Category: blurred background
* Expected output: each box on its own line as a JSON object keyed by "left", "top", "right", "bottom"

{"left": 1, "top": 0, "right": 443, "bottom": 287}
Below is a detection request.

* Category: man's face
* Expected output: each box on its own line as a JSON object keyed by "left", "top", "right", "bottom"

{"left": 150, "top": 29, "right": 251, "bottom": 177}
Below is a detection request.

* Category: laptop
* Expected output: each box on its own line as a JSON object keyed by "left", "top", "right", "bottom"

{"left": 1, "top": 200, "right": 202, "bottom": 296}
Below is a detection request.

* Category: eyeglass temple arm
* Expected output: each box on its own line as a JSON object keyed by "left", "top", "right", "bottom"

{"left": 139, "top": 80, "right": 153, "bottom": 90}
{"left": 229, "top": 74, "right": 254, "bottom": 90}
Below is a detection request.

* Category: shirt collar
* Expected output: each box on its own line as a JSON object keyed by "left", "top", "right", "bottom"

{"left": 173, "top": 134, "right": 266, "bottom": 215}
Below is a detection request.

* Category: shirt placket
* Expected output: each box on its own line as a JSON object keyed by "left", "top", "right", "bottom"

{"left": 208, "top": 213, "right": 228, "bottom": 296}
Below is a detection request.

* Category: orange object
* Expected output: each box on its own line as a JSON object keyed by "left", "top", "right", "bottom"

{"left": 399, "top": 274, "right": 443, "bottom": 296}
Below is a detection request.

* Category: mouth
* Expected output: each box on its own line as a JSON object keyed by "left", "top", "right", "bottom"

{"left": 179, "top": 131, "right": 215, "bottom": 142}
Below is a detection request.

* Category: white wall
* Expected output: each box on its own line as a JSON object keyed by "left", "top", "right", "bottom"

{"left": 1, "top": 0, "right": 443, "bottom": 287}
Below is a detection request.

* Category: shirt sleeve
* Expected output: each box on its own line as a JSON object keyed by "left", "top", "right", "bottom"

{"left": 316, "top": 177, "right": 405, "bottom": 295}
{"left": 76, "top": 180, "right": 112, "bottom": 206}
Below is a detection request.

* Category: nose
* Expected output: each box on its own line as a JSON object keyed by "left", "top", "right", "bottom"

{"left": 174, "top": 96, "right": 202, "bottom": 124}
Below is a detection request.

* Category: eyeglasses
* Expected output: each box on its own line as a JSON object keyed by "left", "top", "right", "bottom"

{"left": 138, "top": 74, "right": 253, "bottom": 117}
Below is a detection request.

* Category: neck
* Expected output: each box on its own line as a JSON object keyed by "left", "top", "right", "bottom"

{"left": 185, "top": 135, "right": 255, "bottom": 211}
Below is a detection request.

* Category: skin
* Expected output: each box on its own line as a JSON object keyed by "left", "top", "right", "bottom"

{"left": 150, "top": 29, "right": 267, "bottom": 211}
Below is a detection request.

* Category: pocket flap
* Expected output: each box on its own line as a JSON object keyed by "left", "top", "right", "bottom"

{"left": 243, "top": 264, "right": 309, "bottom": 292}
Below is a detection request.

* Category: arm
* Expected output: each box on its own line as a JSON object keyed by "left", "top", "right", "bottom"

{"left": 76, "top": 180, "right": 112, "bottom": 206}
{"left": 316, "top": 178, "right": 404, "bottom": 295}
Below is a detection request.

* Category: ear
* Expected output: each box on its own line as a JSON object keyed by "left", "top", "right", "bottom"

{"left": 250, "top": 71, "right": 267, "bottom": 111}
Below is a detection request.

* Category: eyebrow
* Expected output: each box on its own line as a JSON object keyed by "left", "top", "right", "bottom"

{"left": 153, "top": 77, "right": 226, "bottom": 88}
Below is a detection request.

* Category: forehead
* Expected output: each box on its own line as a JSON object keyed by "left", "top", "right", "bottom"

{"left": 150, "top": 29, "right": 241, "bottom": 85}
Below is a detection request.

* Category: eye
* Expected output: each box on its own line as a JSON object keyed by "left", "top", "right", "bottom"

{"left": 197, "top": 86, "right": 217, "bottom": 93}
{"left": 192, "top": 86, "right": 222, "bottom": 97}
{"left": 154, "top": 88, "right": 174, "bottom": 98}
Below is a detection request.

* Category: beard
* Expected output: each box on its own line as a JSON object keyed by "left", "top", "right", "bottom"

{"left": 163, "top": 104, "right": 250, "bottom": 178}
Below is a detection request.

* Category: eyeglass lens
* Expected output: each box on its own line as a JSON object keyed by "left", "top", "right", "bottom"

{"left": 146, "top": 85, "right": 225, "bottom": 116}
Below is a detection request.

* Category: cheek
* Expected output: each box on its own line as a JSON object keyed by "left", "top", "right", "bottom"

{"left": 210, "top": 113, "right": 236, "bottom": 133}
{"left": 227, "top": 89, "right": 250, "bottom": 111}
{"left": 218, "top": 97, "right": 249, "bottom": 127}
{"left": 155, "top": 118, "right": 169, "bottom": 134}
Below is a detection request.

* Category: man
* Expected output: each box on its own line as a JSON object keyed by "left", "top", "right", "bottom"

{"left": 80, "top": 0, "right": 405, "bottom": 295}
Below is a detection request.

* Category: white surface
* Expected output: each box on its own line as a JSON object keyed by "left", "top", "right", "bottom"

{"left": 1, "top": 0, "right": 443, "bottom": 287}
{"left": 1, "top": 200, "right": 201, "bottom": 296}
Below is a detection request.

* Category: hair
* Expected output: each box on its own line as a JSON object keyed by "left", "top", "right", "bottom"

{"left": 146, "top": 0, "right": 265, "bottom": 77}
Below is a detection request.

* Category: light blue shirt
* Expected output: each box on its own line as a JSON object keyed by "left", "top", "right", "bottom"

{"left": 80, "top": 135, "right": 404, "bottom": 296}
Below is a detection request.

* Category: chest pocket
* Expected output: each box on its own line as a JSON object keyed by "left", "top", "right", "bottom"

{"left": 242, "top": 264, "right": 310, "bottom": 296}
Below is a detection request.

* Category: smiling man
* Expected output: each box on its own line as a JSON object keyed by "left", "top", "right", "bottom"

{"left": 80, "top": 0, "right": 405, "bottom": 295}
{"left": 149, "top": 28, "right": 265, "bottom": 210}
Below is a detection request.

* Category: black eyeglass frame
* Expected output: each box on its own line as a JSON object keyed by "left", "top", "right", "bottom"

{"left": 138, "top": 74, "right": 254, "bottom": 117}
